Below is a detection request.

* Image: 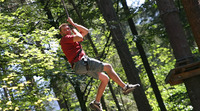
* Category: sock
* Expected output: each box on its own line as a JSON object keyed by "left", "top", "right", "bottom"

{"left": 122, "top": 85, "right": 127, "bottom": 90}
{"left": 94, "top": 100, "right": 100, "bottom": 105}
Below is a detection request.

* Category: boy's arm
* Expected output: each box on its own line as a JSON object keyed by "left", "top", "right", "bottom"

{"left": 67, "top": 17, "right": 89, "bottom": 37}
{"left": 71, "top": 28, "right": 83, "bottom": 42}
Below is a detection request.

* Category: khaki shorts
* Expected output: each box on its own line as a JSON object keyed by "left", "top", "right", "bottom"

{"left": 73, "top": 56, "right": 104, "bottom": 79}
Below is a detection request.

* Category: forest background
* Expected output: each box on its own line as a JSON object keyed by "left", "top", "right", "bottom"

{"left": 0, "top": 0, "right": 199, "bottom": 111}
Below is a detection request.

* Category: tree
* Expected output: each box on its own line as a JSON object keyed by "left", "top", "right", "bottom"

{"left": 156, "top": 0, "right": 200, "bottom": 110}
{"left": 120, "top": 0, "right": 167, "bottom": 110}
{"left": 181, "top": 0, "right": 200, "bottom": 52}
{"left": 96, "top": 0, "right": 152, "bottom": 110}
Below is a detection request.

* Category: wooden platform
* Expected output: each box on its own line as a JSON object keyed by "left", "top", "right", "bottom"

{"left": 165, "top": 61, "right": 200, "bottom": 85}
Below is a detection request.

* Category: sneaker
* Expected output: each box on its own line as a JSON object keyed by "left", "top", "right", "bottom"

{"left": 89, "top": 100, "right": 102, "bottom": 111}
{"left": 123, "top": 84, "right": 140, "bottom": 95}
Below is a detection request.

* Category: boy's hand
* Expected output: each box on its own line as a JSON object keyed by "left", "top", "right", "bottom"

{"left": 67, "top": 17, "right": 75, "bottom": 26}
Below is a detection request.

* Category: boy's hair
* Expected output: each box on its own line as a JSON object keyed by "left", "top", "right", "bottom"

{"left": 59, "top": 23, "right": 69, "bottom": 31}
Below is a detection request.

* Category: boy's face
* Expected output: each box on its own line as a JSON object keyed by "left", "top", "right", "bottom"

{"left": 60, "top": 25, "right": 71, "bottom": 36}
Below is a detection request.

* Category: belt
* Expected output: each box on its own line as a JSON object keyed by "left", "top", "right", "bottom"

{"left": 72, "top": 55, "right": 89, "bottom": 70}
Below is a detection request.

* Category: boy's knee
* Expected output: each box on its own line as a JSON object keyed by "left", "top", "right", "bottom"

{"left": 104, "top": 63, "right": 113, "bottom": 71}
{"left": 100, "top": 73, "right": 109, "bottom": 83}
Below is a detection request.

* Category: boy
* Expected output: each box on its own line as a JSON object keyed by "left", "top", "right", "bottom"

{"left": 59, "top": 17, "right": 140, "bottom": 111}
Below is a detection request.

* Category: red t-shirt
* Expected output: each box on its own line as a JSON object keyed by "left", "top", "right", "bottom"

{"left": 60, "top": 35, "right": 85, "bottom": 65}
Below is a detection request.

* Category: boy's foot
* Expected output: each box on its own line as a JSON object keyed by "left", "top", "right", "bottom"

{"left": 123, "top": 84, "right": 140, "bottom": 95}
{"left": 89, "top": 100, "right": 102, "bottom": 111}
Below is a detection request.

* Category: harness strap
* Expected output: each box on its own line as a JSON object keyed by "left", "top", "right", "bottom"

{"left": 71, "top": 43, "right": 89, "bottom": 71}
{"left": 71, "top": 49, "right": 82, "bottom": 67}
{"left": 71, "top": 43, "right": 82, "bottom": 68}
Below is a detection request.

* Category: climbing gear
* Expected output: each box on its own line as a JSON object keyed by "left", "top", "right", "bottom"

{"left": 81, "top": 55, "right": 89, "bottom": 71}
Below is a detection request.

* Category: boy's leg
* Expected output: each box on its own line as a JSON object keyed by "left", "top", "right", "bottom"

{"left": 95, "top": 72, "right": 109, "bottom": 102}
{"left": 103, "top": 63, "right": 140, "bottom": 95}
{"left": 90, "top": 72, "right": 109, "bottom": 111}
{"left": 103, "top": 63, "right": 126, "bottom": 88}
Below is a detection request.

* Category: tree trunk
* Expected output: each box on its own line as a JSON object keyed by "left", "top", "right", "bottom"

{"left": 181, "top": 1, "right": 200, "bottom": 110}
{"left": 156, "top": 0, "right": 200, "bottom": 110}
{"left": 40, "top": 0, "right": 59, "bottom": 28}
{"left": 101, "top": 96, "right": 108, "bottom": 111}
{"left": 121, "top": 0, "right": 167, "bottom": 111}
{"left": 156, "top": 0, "right": 193, "bottom": 60}
{"left": 50, "top": 77, "right": 70, "bottom": 110}
{"left": 183, "top": 76, "right": 200, "bottom": 111}
{"left": 181, "top": 0, "right": 200, "bottom": 52}
{"left": 74, "top": 83, "right": 88, "bottom": 111}
{"left": 108, "top": 81, "right": 122, "bottom": 111}
{"left": 96, "top": 0, "right": 152, "bottom": 110}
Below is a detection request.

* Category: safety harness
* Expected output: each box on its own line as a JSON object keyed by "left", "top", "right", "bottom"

{"left": 71, "top": 43, "right": 89, "bottom": 70}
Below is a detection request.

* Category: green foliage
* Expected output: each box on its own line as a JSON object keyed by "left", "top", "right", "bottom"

{"left": 0, "top": 0, "right": 197, "bottom": 110}
{"left": 0, "top": 9, "right": 59, "bottom": 110}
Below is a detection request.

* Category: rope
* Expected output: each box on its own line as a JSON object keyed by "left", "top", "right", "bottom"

{"left": 61, "top": 0, "right": 70, "bottom": 17}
